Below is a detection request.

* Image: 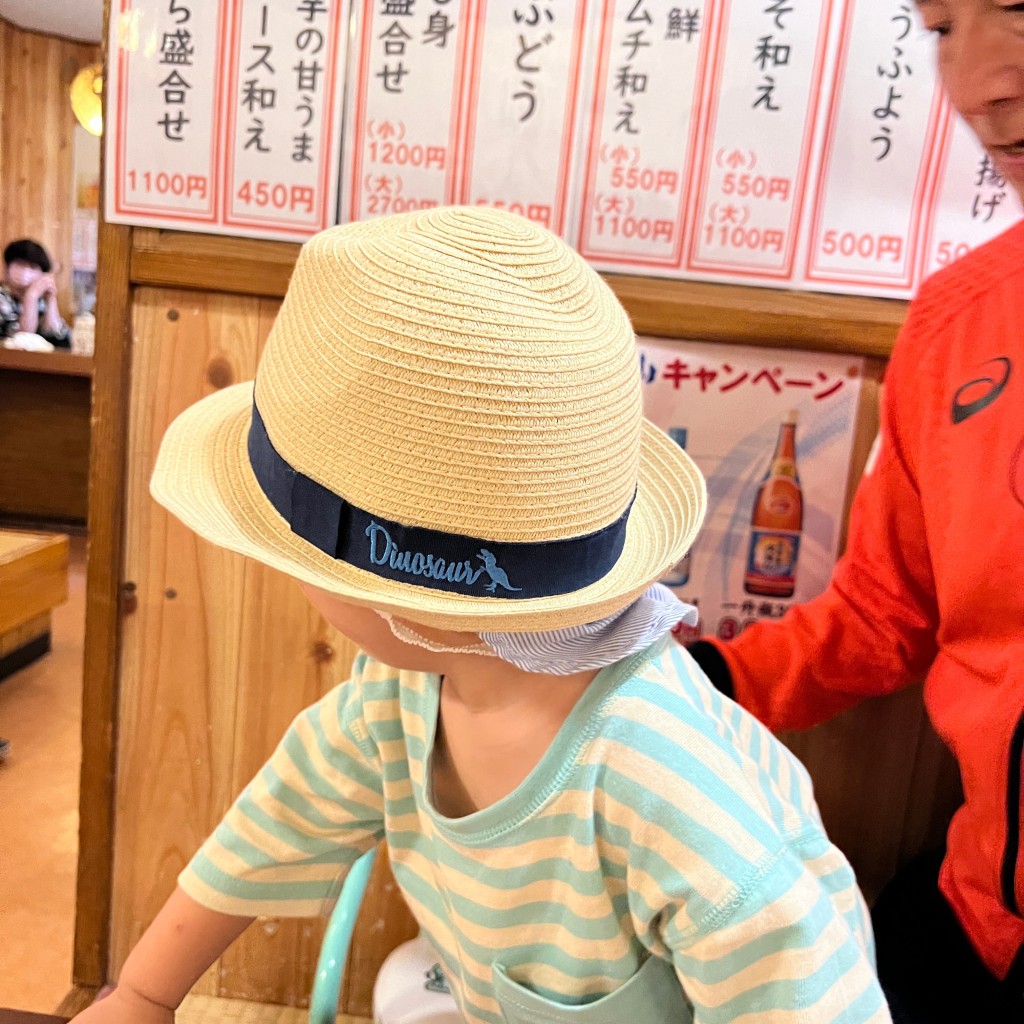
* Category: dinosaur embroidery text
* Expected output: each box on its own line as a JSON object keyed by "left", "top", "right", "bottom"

{"left": 365, "top": 524, "right": 520, "bottom": 593}
{"left": 366, "top": 523, "right": 484, "bottom": 584}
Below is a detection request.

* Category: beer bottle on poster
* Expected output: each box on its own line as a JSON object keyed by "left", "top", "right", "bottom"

{"left": 662, "top": 427, "right": 693, "bottom": 587}
{"left": 744, "top": 411, "right": 803, "bottom": 598}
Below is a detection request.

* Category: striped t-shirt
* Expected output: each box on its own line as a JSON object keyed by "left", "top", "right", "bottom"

{"left": 181, "top": 638, "right": 890, "bottom": 1024}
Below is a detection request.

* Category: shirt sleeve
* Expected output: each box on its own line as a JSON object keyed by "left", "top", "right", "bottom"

{"left": 613, "top": 657, "right": 890, "bottom": 1022}
{"left": 0, "top": 288, "right": 20, "bottom": 338}
{"left": 40, "top": 317, "right": 71, "bottom": 349}
{"left": 34, "top": 298, "right": 71, "bottom": 348}
{"left": 179, "top": 673, "right": 386, "bottom": 917}
{"left": 703, "top": 310, "right": 940, "bottom": 731}
{"left": 663, "top": 833, "right": 890, "bottom": 1023}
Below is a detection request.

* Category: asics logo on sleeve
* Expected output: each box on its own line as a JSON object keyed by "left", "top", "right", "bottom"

{"left": 951, "top": 357, "right": 1012, "bottom": 425}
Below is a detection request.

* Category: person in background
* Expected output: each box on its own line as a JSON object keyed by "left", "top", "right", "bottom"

{"left": 0, "top": 238, "right": 71, "bottom": 349}
{"left": 688, "top": 1, "right": 1024, "bottom": 1020}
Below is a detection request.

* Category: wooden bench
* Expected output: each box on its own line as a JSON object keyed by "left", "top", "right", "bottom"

{"left": 0, "top": 531, "right": 69, "bottom": 680}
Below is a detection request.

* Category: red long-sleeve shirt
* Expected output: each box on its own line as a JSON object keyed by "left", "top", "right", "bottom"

{"left": 705, "top": 220, "right": 1024, "bottom": 979}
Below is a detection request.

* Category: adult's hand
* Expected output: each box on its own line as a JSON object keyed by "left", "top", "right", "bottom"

{"left": 23, "top": 273, "right": 56, "bottom": 300}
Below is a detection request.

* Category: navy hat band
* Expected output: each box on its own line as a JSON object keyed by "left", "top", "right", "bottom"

{"left": 247, "top": 403, "right": 634, "bottom": 600}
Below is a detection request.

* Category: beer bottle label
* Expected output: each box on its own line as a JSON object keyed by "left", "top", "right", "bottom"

{"left": 745, "top": 529, "right": 800, "bottom": 588}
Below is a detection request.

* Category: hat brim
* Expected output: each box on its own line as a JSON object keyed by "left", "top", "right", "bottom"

{"left": 150, "top": 382, "right": 706, "bottom": 632}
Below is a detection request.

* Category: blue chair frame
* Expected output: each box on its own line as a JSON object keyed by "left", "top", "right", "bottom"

{"left": 309, "top": 847, "right": 378, "bottom": 1024}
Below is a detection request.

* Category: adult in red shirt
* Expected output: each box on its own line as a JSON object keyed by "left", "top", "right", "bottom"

{"left": 689, "top": 2, "right": 1024, "bottom": 1021}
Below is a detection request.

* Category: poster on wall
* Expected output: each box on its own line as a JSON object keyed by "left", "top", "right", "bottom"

{"left": 105, "top": 1, "right": 1022, "bottom": 298}
{"left": 638, "top": 336, "right": 864, "bottom": 641}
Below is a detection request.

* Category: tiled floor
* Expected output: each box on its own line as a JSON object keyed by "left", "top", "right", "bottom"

{"left": 0, "top": 532, "right": 86, "bottom": 1012}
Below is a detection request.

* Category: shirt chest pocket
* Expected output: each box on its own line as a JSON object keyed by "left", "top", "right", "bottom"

{"left": 492, "top": 954, "right": 692, "bottom": 1024}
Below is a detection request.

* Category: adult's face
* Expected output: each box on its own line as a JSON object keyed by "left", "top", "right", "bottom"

{"left": 916, "top": 1, "right": 1024, "bottom": 202}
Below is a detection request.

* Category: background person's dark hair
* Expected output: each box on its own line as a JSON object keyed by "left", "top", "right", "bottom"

{"left": 3, "top": 238, "right": 52, "bottom": 273}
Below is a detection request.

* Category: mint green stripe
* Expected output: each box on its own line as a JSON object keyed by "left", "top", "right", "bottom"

{"left": 187, "top": 851, "right": 345, "bottom": 903}
{"left": 257, "top": 763, "right": 380, "bottom": 832}
{"left": 825, "top": 975, "right": 887, "bottom": 1023}
{"left": 212, "top": 810, "right": 348, "bottom": 865}
{"left": 691, "top": 933, "right": 870, "bottom": 1023}
{"left": 675, "top": 885, "right": 837, "bottom": 983}
{"left": 595, "top": 754, "right": 780, "bottom": 865}
{"left": 281, "top": 713, "right": 382, "bottom": 803}
{"left": 403, "top": 883, "right": 644, "bottom": 990}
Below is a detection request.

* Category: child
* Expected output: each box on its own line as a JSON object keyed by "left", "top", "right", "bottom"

{"left": 75, "top": 208, "right": 890, "bottom": 1024}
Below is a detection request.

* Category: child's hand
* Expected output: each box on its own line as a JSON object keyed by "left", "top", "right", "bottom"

{"left": 72, "top": 985, "right": 175, "bottom": 1024}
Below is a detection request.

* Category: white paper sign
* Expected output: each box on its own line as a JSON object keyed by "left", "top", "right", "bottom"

{"left": 106, "top": 0, "right": 349, "bottom": 240}
{"left": 106, "top": 1, "right": 1022, "bottom": 301}
{"left": 340, "top": 0, "right": 471, "bottom": 221}
{"left": 918, "top": 110, "right": 1024, "bottom": 280}
{"left": 687, "top": 0, "right": 834, "bottom": 278}
{"left": 107, "top": 0, "right": 226, "bottom": 226}
{"left": 576, "top": 0, "right": 711, "bottom": 268}
{"left": 456, "top": 0, "right": 595, "bottom": 236}
{"left": 804, "top": 0, "right": 944, "bottom": 292}
{"left": 222, "top": 1, "right": 347, "bottom": 235}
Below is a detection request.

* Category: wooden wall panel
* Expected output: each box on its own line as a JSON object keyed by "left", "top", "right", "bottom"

{"left": 128, "top": 228, "right": 908, "bottom": 359}
{"left": 0, "top": 17, "right": 99, "bottom": 311}
{"left": 782, "top": 693, "right": 960, "bottom": 905}
{"left": 113, "top": 288, "right": 416, "bottom": 1017}
{"left": 75, "top": 220, "right": 132, "bottom": 985}
{"left": 212, "top": 567, "right": 351, "bottom": 1007}
{"left": 112, "top": 289, "right": 265, "bottom": 970}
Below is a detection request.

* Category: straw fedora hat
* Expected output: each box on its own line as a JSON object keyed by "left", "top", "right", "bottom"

{"left": 151, "top": 207, "right": 705, "bottom": 631}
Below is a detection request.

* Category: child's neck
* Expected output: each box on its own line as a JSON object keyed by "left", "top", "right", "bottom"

{"left": 431, "top": 665, "right": 597, "bottom": 819}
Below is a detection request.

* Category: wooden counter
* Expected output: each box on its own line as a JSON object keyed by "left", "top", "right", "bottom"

{"left": 0, "top": 349, "right": 93, "bottom": 523}
{"left": 0, "top": 994, "right": 372, "bottom": 1024}
{"left": 0, "top": 349, "right": 95, "bottom": 377}
{"left": 0, "top": 1011, "right": 68, "bottom": 1024}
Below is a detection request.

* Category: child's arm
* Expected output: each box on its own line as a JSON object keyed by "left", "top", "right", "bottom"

{"left": 75, "top": 673, "right": 384, "bottom": 1024}
{"left": 72, "top": 887, "right": 253, "bottom": 1024}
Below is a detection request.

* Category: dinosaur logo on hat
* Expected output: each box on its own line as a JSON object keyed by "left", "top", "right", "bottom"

{"left": 477, "top": 549, "right": 522, "bottom": 593}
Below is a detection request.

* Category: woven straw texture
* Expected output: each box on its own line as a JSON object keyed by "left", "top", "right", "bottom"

{"left": 151, "top": 207, "right": 706, "bottom": 631}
